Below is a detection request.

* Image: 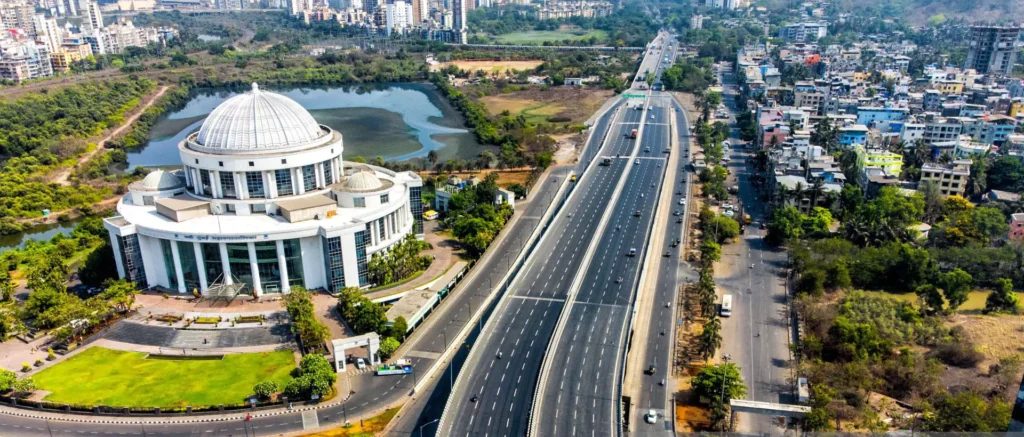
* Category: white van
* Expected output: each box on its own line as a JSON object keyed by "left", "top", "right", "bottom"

{"left": 721, "top": 294, "right": 733, "bottom": 317}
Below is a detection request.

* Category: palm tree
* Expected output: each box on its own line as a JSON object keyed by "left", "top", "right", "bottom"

{"left": 939, "top": 151, "right": 953, "bottom": 165}
{"left": 808, "top": 179, "right": 825, "bottom": 209}
{"left": 776, "top": 185, "right": 790, "bottom": 207}
{"left": 697, "top": 316, "right": 723, "bottom": 362}
{"left": 427, "top": 150, "right": 439, "bottom": 170}
{"left": 791, "top": 182, "right": 806, "bottom": 209}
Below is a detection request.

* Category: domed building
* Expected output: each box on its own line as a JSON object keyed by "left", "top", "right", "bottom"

{"left": 104, "top": 84, "right": 424, "bottom": 296}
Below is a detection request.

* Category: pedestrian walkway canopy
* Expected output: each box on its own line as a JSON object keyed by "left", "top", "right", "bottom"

{"left": 729, "top": 399, "right": 811, "bottom": 418}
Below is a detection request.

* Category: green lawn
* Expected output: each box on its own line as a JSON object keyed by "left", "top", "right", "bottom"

{"left": 489, "top": 29, "right": 608, "bottom": 45}
{"left": 863, "top": 290, "right": 1024, "bottom": 313}
{"left": 33, "top": 348, "right": 295, "bottom": 408}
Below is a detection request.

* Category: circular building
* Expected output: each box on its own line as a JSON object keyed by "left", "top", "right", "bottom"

{"left": 105, "top": 84, "right": 424, "bottom": 296}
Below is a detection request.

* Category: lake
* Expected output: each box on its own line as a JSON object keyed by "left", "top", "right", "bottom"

{"left": 126, "top": 83, "right": 488, "bottom": 171}
{"left": 1, "top": 83, "right": 489, "bottom": 250}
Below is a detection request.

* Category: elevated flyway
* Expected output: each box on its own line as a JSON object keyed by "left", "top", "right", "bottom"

{"left": 530, "top": 95, "right": 673, "bottom": 437}
{"left": 437, "top": 101, "right": 652, "bottom": 437}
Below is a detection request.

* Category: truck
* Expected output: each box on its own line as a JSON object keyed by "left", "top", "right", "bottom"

{"left": 721, "top": 294, "right": 733, "bottom": 317}
{"left": 631, "top": 128, "right": 638, "bottom": 139}
{"left": 376, "top": 359, "right": 413, "bottom": 376}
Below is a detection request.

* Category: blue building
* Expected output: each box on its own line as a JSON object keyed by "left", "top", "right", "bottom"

{"left": 839, "top": 124, "right": 869, "bottom": 146}
{"left": 855, "top": 106, "right": 909, "bottom": 127}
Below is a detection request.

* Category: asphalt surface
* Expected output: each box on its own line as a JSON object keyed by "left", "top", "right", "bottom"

{"left": 630, "top": 95, "right": 694, "bottom": 435}
{"left": 437, "top": 103, "right": 648, "bottom": 437}
{"left": 0, "top": 97, "right": 622, "bottom": 437}
{"left": 533, "top": 96, "right": 672, "bottom": 437}
{"left": 714, "top": 64, "right": 795, "bottom": 434}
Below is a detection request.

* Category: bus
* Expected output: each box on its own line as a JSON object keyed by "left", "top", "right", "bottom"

{"left": 721, "top": 294, "right": 733, "bottom": 317}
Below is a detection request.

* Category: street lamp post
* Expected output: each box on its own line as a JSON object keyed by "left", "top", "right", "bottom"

{"left": 419, "top": 418, "right": 440, "bottom": 437}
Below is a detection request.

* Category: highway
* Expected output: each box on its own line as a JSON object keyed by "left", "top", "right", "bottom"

{"left": 714, "top": 63, "right": 794, "bottom": 434}
{"left": 437, "top": 103, "right": 646, "bottom": 437}
{"left": 0, "top": 88, "right": 624, "bottom": 437}
{"left": 532, "top": 95, "right": 672, "bottom": 437}
{"left": 629, "top": 94, "right": 694, "bottom": 435}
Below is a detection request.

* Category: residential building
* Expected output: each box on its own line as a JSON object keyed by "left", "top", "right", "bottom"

{"left": 1010, "top": 213, "right": 1024, "bottom": 240}
{"left": 778, "top": 22, "right": 827, "bottom": 42}
{"left": 84, "top": 19, "right": 167, "bottom": 55}
{"left": 32, "top": 15, "right": 62, "bottom": 53}
{"left": 82, "top": 1, "right": 103, "bottom": 32}
{"left": 384, "top": 0, "right": 413, "bottom": 35}
{"left": 451, "top": 0, "right": 466, "bottom": 43}
{"left": 964, "top": 25, "right": 1021, "bottom": 76}
{"left": 0, "top": 1, "right": 34, "bottom": 33}
{"left": 217, "top": 0, "right": 243, "bottom": 9}
{"left": 690, "top": 14, "right": 704, "bottom": 30}
{"left": 103, "top": 84, "right": 424, "bottom": 295}
{"left": 921, "top": 116, "right": 963, "bottom": 145}
{"left": 854, "top": 144, "right": 902, "bottom": 178}
{"left": 839, "top": 124, "right": 869, "bottom": 146}
{"left": 855, "top": 106, "right": 909, "bottom": 127}
{"left": 953, "top": 141, "right": 992, "bottom": 159}
{"left": 535, "top": 1, "right": 613, "bottom": 20}
{"left": 920, "top": 159, "right": 972, "bottom": 197}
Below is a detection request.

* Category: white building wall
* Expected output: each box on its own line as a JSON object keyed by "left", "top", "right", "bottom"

{"left": 137, "top": 234, "right": 168, "bottom": 290}
{"left": 300, "top": 236, "right": 326, "bottom": 290}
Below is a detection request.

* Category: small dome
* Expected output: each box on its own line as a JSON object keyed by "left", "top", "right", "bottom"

{"left": 141, "top": 170, "right": 183, "bottom": 191}
{"left": 341, "top": 170, "right": 384, "bottom": 192}
{"left": 193, "top": 83, "right": 326, "bottom": 154}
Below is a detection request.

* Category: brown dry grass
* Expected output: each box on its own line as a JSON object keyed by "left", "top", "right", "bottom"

{"left": 478, "top": 87, "right": 614, "bottom": 126}
{"left": 948, "top": 313, "right": 1024, "bottom": 368}
{"left": 417, "top": 169, "right": 535, "bottom": 188}
{"left": 301, "top": 407, "right": 400, "bottom": 436}
{"left": 433, "top": 59, "right": 545, "bottom": 73}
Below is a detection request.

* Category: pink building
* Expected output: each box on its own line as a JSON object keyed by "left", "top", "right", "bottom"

{"left": 1010, "top": 213, "right": 1024, "bottom": 240}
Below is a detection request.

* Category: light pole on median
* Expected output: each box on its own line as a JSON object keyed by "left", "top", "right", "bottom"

{"left": 419, "top": 418, "right": 440, "bottom": 437}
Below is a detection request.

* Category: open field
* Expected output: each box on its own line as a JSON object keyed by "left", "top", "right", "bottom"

{"left": 418, "top": 169, "right": 534, "bottom": 188}
{"left": 33, "top": 348, "right": 296, "bottom": 408}
{"left": 478, "top": 87, "right": 614, "bottom": 126}
{"left": 302, "top": 407, "right": 401, "bottom": 436}
{"left": 949, "top": 313, "right": 1024, "bottom": 367}
{"left": 433, "top": 60, "right": 544, "bottom": 73}
{"left": 863, "top": 289, "right": 1024, "bottom": 313}
{"left": 487, "top": 29, "right": 608, "bottom": 45}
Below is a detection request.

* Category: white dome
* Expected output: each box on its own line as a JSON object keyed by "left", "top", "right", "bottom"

{"left": 340, "top": 170, "right": 385, "bottom": 192}
{"left": 194, "top": 83, "right": 325, "bottom": 154}
{"left": 141, "top": 170, "right": 183, "bottom": 191}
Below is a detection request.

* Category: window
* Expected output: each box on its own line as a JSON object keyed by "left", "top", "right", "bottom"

{"left": 226, "top": 243, "right": 253, "bottom": 293}
{"left": 322, "top": 236, "right": 345, "bottom": 292}
{"left": 176, "top": 241, "right": 201, "bottom": 292}
{"left": 254, "top": 242, "right": 281, "bottom": 293}
{"left": 252, "top": 203, "right": 266, "bottom": 213}
{"left": 281, "top": 159, "right": 287, "bottom": 164}
{"left": 275, "top": 169, "right": 294, "bottom": 196}
{"left": 380, "top": 194, "right": 389, "bottom": 204}
{"left": 160, "top": 239, "right": 178, "bottom": 290}
{"left": 226, "top": 203, "right": 236, "bottom": 213}
{"left": 218, "top": 161, "right": 224, "bottom": 167}
{"left": 410, "top": 186, "right": 423, "bottom": 234}
{"left": 283, "top": 239, "right": 304, "bottom": 288}
{"left": 302, "top": 164, "right": 316, "bottom": 191}
{"left": 323, "top": 160, "right": 333, "bottom": 185}
{"left": 246, "top": 171, "right": 265, "bottom": 198}
{"left": 220, "top": 172, "right": 237, "bottom": 199}
{"left": 378, "top": 218, "right": 386, "bottom": 241}
{"left": 354, "top": 197, "right": 365, "bottom": 208}
{"left": 118, "top": 234, "right": 147, "bottom": 286}
{"left": 201, "top": 243, "right": 224, "bottom": 284}
{"left": 200, "top": 170, "right": 212, "bottom": 196}
{"left": 355, "top": 230, "right": 369, "bottom": 286}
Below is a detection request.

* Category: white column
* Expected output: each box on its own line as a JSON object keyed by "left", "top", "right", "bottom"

{"left": 108, "top": 233, "right": 126, "bottom": 279}
{"left": 192, "top": 168, "right": 204, "bottom": 196}
{"left": 295, "top": 168, "right": 305, "bottom": 195}
{"left": 247, "top": 242, "right": 262, "bottom": 295}
{"left": 315, "top": 163, "right": 324, "bottom": 188}
{"left": 260, "top": 170, "right": 271, "bottom": 198}
{"left": 169, "top": 241, "right": 187, "bottom": 294}
{"left": 236, "top": 172, "right": 248, "bottom": 200}
{"left": 212, "top": 171, "right": 223, "bottom": 198}
{"left": 219, "top": 242, "right": 233, "bottom": 284}
{"left": 267, "top": 170, "right": 278, "bottom": 199}
{"left": 276, "top": 240, "right": 290, "bottom": 293}
{"left": 193, "top": 242, "right": 208, "bottom": 292}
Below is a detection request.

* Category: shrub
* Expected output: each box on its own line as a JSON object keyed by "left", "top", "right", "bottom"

{"left": 46, "top": 348, "right": 55, "bottom": 361}
{"left": 33, "top": 359, "right": 42, "bottom": 367}
{"left": 933, "top": 340, "right": 984, "bottom": 368}
{"left": 20, "top": 362, "right": 29, "bottom": 372}
{"left": 253, "top": 380, "right": 279, "bottom": 400}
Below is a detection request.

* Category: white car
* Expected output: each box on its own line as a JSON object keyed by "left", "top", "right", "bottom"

{"left": 645, "top": 410, "right": 658, "bottom": 424}
{"left": 678, "top": 198, "right": 686, "bottom": 205}
{"left": 356, "top": 358, "right": 366, "bottom": 370}
{"left": 723, "top": 210, "right": 735, "bottom": 218}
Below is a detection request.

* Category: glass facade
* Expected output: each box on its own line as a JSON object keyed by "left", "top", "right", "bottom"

{"left": 226, "top": 243, "right": 253, "bottom": 293}
{"left": 246, "top": 171, "right": 265, "bottom": 199}
{"left": 201, "top": 243, "right": 224, "bottom": 284}
{"left": 410, "top": 187, "right": 423, "bottom": 234}
{"left": 283, "top": 239, "right": 304, "bottom": 288}
{"left": 354, "top": 197, "right": 365, "bottom": 207}
{"left": 220, "top": 172, "right": 236, "bottom": 199}
{"left": 117, "top": 234, "right": 147, "bottom": 287}
{"left": 160, "top": 239, "right": 178, "bottom": 290}
{"left": 378, "top": 218, "right": 386, "bottom": 242}
{"left": 275, "top": 169, "right": 294, "bottom": 196}
{"left": 302, "top": 165, "right": 316, "bottom": 192}
{"left": 322, "top": 236, "right": 345, "bottom": 293}
{"left": 176, "top": 241, "right": 201, "bottom": 292}
{"left": 355, "top": 229, "right": 369, "bottom": 286}
{"left": 380, "top": 194, "right": 389, "bottom": 204}
{"left": 322, "top": 160, "right": 333, "bottom": 185}
{"left": 254, "top": 242, "right": 282, "bottom": 293}
{"left": 200, "top": 170, "right": 212, "bottom": 196}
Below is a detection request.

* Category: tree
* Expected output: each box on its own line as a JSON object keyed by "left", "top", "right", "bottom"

{"left": 697, "top": 316, "right": 722, "bottom": 362}
{"left": 941, "top": 268, "right": 973, "bottom": 312}
{"left": 705, "top": 216, "right": 740, "bottom": 243}
{"left": 700, "top": 240, "right": 721, "bottom": 265}
{"left": 253, "top": 380, "right": 279, "bottom": 400}
{"left": 100, "top": 279, "right": 137, "bottom": 312}
{"left": 984, "top": 278, "right": 1019, "bottom": 314}
{"left": 692, "top": 362, "right": 746, "bottom": 405}
{"left": 0, "top": 270, "right": 14, "bottom": 302}
{"left": 915, "top": 284, "right": 944, "bottom": 315}
{"left": 26, "top": 251, "right": 69, "bottom": 294}
{"left": 11, "top": 377, "right": 35, "bottom": 396}
{"left": 987, "top": 156, "right": 1024, "bottom": 193}
{"left": 285, "top": 354, "right": 337, "bottom": 399}
{"left": 350, "top": 298, "right": 388, "bottom": 334}
{"left": 379, "top": 337, "right": 400, "bottom": 357}
{"left": 390, "top": 316, "right": 409, "bottom": 341}
{"left": 922, "top": 390, "right": 1011, "bottom": 432}
{"left": 0, "top": 369, "right": 15, "bottom": 392}
{"left": 427, "top": 150, "right": 439, "bottom": 170}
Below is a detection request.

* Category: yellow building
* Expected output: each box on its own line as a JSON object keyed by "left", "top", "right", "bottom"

{"left": 50, "top": 50, "right": 81, "bottom": 73}
{"left": 1009, "top": 100, "right": 1024, "bottom": 117}
{"left": 937, "top": 80, "right": 964, "bottom": 94}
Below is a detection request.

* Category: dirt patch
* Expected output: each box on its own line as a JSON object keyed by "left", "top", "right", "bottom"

{"left": 417, "top": 168, "right": 535, "bottom": 188}
{"left": 434, "top": 59, "right": 545, "bottom": 73}
{"left": 478, "top": 87, "right": 614, "bottom": 126}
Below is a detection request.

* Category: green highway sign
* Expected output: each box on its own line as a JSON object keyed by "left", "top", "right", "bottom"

{"left": 621, "top": 93, "right": 646, "bottom": 99}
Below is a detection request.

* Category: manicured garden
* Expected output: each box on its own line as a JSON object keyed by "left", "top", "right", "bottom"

{"left": 32, "top": 347, "right": 295, "bottom": 407}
